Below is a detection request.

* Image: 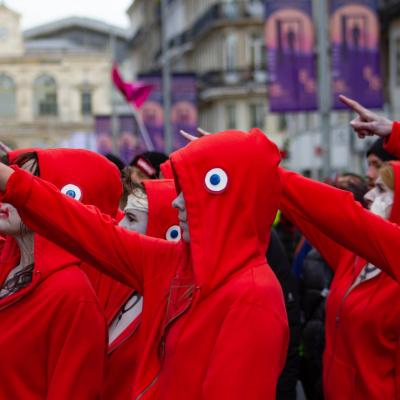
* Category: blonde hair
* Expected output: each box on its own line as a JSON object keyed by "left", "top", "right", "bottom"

{"left": 380, "top": 163, "right": 395, "bottom": 191}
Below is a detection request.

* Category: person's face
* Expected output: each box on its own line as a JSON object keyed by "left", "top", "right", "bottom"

{"left": 172, "top": 192, "right": 189, "bottom": 242}
{"left": 366, "top": 154, "right": 383, "bottom": 188}
{"left": 119, "top": 194, "right": 148, "bottom": 234}
{"left": 0, "top": 202, "right": 24, "bottom": 236}
{"left": 364, "top": 177, "right": 394, "bottom": 220}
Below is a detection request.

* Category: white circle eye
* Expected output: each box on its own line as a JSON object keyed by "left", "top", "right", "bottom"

{"left": 61, "top": 184, "right": 82, "bottom": 201}
{"left": 166, "top": 225, "right": 181, "bottom": 242}
{"left": 205, "top": 168, "right": 228, "bottom": 193}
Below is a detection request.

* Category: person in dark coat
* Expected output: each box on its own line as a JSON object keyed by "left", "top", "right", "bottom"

{"left": 267, "top": 228, "right": 301, "bottom": 400}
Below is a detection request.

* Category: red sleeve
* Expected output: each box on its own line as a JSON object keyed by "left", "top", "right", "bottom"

{"left": 47, "top": 300, "right": 106, "bottom": 400}
{"left": 279, "top": 168, "right": 400, "bottom": 283}
{"left": 203, "top": 303, "right": 288, "bottom": 399}
{"left": 383, "top": 121, "right": 400, "bottom": 159}
{"left": 279, "top": 177, "right": 345, "bottom": 272}
{"left": 2, "top": 168, "right": 180, "bottom": 292}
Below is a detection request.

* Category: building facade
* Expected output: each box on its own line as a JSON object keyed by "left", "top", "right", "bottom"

{"left": 0, "top": 4, "right": 128, "bottom": 148}
{"left": 126, "top": 0, "right": 284, "bottom": 148}
{"left": 126, "top": 0, "right": 400, "bottom": 177}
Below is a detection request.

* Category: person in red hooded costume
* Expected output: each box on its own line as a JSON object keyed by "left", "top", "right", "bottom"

{"left": 0, "top": 129, "right": 289, "bottom": 399}
{"left": 0, "top": 148, "right": 122, "bottom": 400}
{"left": 278, "top": 160, "right": 400, "bottom": 399}
{"left": 101, "top": 178, "right": 182, "bottom": 400}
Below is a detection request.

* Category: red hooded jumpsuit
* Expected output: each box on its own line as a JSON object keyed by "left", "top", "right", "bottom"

{"left": 100, "top": 179, "right": 181, "bottom": 400}
{"left": 2, "top": 129, "right": 289, "bottom": 399}
{"left": 0, "top": 148, "right": 122, "bottom": 400}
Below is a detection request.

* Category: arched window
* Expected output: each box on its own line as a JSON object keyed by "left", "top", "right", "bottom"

{"left": 34, "top": 75, "right": 58, "bottom": 116}
{"left": 0, "top": 74, "right": 16, "bottom": 118}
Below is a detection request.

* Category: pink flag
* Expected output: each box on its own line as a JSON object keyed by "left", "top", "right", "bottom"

{"left": 112, "top": 64, "right": 153, "bottom": 108}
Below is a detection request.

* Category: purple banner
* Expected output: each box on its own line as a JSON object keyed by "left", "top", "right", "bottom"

{"left": 330, "top": 0, "right": 383, "bottom": 109}
{"left": 171, "top": 73, "right": 198, "bottom": 150}
{"left": 94, "top": 115, "right": 145, "bottom": 165}
{"left": 137, "top": 74, "right": 165, "bottom": 151}
{"left": 265, "top": 0, "right": 317, "bottom": 112}
{"left": 138, "top": 73, "right": 198, "bottom": 153}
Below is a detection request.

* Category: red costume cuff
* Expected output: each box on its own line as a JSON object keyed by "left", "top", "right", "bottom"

{"left": 1, "top": 166, "right": 34, "bottom": 208}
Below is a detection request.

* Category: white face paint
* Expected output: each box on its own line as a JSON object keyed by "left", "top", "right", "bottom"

{"left": 364, "top": 177, "right": 394, "bottom": 220}
{"left": 119, "top": 193, "right": 148, "bottom": 234}
{"left": 172, "top": 192, "right": 190, "bottom": 242}
{"left": 0, "top": 202, "right": 26, "bottom": 236}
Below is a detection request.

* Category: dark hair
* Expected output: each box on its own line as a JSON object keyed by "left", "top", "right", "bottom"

{"left": 105, "top": 153, "right": 125, "bottom": 172}
{"left": 366, "top": 138, "right": 397, "bottom": 162}
{"left": 15, "top": 152, "right": 40, "bottom": 177}
{"left": 335, "top": 173, "right": 368, "bottom": 208}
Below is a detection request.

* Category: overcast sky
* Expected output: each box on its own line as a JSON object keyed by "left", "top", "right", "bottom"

{"left": 4, "top": 0, "right": 132, "bottom": 29}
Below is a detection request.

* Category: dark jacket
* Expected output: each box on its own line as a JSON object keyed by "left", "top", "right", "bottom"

{"left": 267, "top": 229, "right": 301, "bottom": 400}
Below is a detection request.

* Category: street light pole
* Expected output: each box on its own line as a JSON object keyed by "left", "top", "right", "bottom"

{"left": 314, "top": 0, "right": 331, "bottom": 178}
{"left": 161, "top": 0, "right": 173, "bottom": 154}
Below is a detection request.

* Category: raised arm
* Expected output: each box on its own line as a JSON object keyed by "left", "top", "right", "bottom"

{"left": 1, "top": 167, "right": 179, "bottom": 293}
{"left": 280, "top": 190, "right": 345, "bottom": 272}
{"left": 280, "top": 167, "right": 400, "bottom": 283}
{"left": 383, "top": 121, "right": 400, "bottom": 159}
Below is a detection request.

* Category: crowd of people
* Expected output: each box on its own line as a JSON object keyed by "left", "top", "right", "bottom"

{"left": 0, "top": 95, "right": 399, "bottom": 399}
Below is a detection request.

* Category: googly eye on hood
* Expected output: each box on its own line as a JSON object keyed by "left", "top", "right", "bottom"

{"left": 166, "top": 225, "right": 181, "bottom": 242}
{"left": 205, "top": 168, "right": 228, "bottom": 193}
{"left": 61, "top": 184, "right": 82, "bottom": 201}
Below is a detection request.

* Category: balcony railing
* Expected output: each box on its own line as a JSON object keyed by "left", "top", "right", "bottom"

{"left": 166, "top": 1, "right": 264, "bottom": 50}
{"left": 199, "top": 67, "right": 268, "bottom": 89}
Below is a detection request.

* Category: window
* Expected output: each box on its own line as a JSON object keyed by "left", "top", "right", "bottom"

{"left": 224, "top": 33, "right": 237, "bottom": 72}
{"left": 225, "top": 103, "right": 236, "bottom": 129}
{"left": 34, "top": 75, "right": 58, "bottom": 116}
{"left": 0, "top": 74, "right": 16, "bottom": 118}
{"left": 249, "top": 103, "right": 265, "bottom": 129}
{"left": 249, "top": 33, "right": 265, "bottom": 71}
{"left": 81, "top": 89, "right": 92, "bottom": 116}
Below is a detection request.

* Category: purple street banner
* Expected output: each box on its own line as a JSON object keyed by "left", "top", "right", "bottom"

{"left": 137, "top": 74, "right": 165, "bottom": 152}
{"left": 265, "top": 0, "right": 317, "bottom": 112}
{"left": 95, "top": 116, "right": 113, "bottom": 155}
{"left": 171, "top": 73, "right": 198, "bottom": 150}
{"left": 118, "top": 115, "right": 146, "bottom": 165}
{"left": 94, "top": 115, "right": 145, "bottom": 164}
{"left": 138, "top": 73, "right": 198, "bottom": 152}
{"left": 330, "top": 0, "right": 383, "bottom": 109}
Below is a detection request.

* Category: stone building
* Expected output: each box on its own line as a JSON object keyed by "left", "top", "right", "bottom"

{"left": 0, "top": 4, "right": 128, "bottom": 148}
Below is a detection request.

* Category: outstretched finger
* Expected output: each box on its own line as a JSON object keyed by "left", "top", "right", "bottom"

{"left": 180, "top": 130, "right": 198, "bottom": 142}
{"left": 197, "top": 127, "right": 211, "bottom": 136}
{"left": 339, "top": 95, "right": 369, "bottom": 118}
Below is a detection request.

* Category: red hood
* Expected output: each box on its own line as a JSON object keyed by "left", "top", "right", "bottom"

{"left": 143, "top": 179, "right": 180, "bottom": 241}
{"left": 388, "top": 161, "right": 400, "bottom": 224}
{"left": 169, "top": 128, "right": 281, "bottom": 294}
{"left": 7, "top": 148, "right": 39, "bottom": 164}
{"left": 0, "top": 149, "right": 122, "bottom": 303}
{"left": 103, "top": 179, "right": 180, "bottom": 322}
{"left": 160, "top": 160, "right": 174, "bottom": 179}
